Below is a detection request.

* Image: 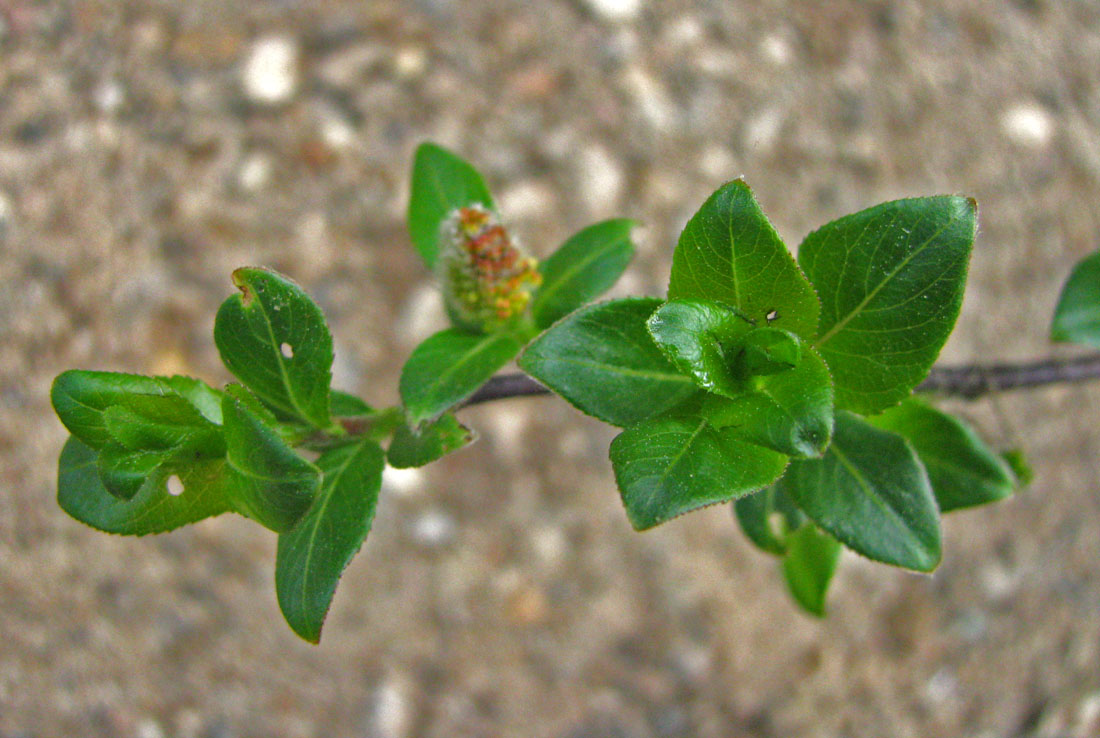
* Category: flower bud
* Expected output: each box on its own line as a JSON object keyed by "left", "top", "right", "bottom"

{"left": 437, "top": 204, "right": 541, "bottom": 332}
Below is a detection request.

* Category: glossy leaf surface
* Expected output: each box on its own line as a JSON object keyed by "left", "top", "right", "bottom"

{"left": 58, "top": 437, "right": 232, "bottom": 535}
{"left": 868, "top": 398, "right": 1014, "bottom": 512}
{"left": 519, "top": 298, "right": 698, "bottom": 426}
{"left": 799, "top": 196, "right": 975, "bottom": 414}
{"left": 222, "top": 394, "right": 320, "bottom": 533}
{"left": 668, "top": 180, "right": 819, "bottom": 339}
{"left": 532, "top": 218, "right": 636, "bottom": 328}
{"left": 276, "top": 440, "right": 384, "bottom": 643}
{"left": 399, "top": 329, "right": 523, "bottom": 427}
{"left": 214, "top": 267, "right": 334, "bottom": 429}
{"left": 407, "top": 142, "right": 495, "bottom": 269}
{"left": 782, "top": 523, "right": 841, "bottom": 617}
{"left": 610, "top": 415, "right": 788, "bottom": 531}
{"left": 646, "top": 298, "right": 755, "bottom": 397}
{"left": 779, "top": 411, "right": 941, "bottom": 572}
{"left": 52, "top": 370, "right": 184, "bottom": 450}
{"left": 1051, "top": 249, "right": 1100, "bottom": 348}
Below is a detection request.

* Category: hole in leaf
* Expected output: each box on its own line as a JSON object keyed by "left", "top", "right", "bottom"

{"left": 166, "top": 475, "right": 185, "bottom": 496}
{"left": 766, "top": 309, "right": 779, "bottom": 323}
{"left": 280, "top": 342, "right": 294, "bottom": 358}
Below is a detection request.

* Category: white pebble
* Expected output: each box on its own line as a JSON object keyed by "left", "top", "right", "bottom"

{"left": 237, "top": 152, "right": 273, "bottom": 192}
{"left": 398, "top": 282, "right": 448, "bottom": 345}
{"left": 243, "top": 36, "right": 299, "bottom": 104}
{"left": 372, "top": 677, "right": 411, "bottom": 738}
{"left": 0, "top": 191, "right": 12, "bottom": 227}
{"left": 320, "top": 111, "right": 356, "bottom": 149}
{"left": 744, "top": 108, "right": 784, "bottom": 154}
{"left": 1001, "top": 104, "right": 1054, "bottom": 148}
{"left": 577, "top": 145, "right": 625, "bottom": 214}
{"left": 624, "top": 66, "right": 676, "bottom": 131}
{"left": 382, "top": 466, "right": 424, "bottom": 498}
{"left": 498, "top": 180, "right": 556, "bottom": 221}
{"left": 761, "top": 34, "right": 792, "bottom": 65}
{"left": 94, "top": 79, "right": 126, "bottom": 114}
{"left": 136, "top": 719, "right": 166, "bottom": 738}
{"left": 393, "top": 46, "right": 427, "bottom": 79}
{"left": 410, "top": 509, "right": 456, "bottom": 548}
{"left": 584, "top": 0, "right": 642, "bottom": 22}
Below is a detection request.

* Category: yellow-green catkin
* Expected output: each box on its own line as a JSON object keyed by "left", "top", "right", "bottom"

{"left": 437, "top": 204, "right": 541, "bottom": 332}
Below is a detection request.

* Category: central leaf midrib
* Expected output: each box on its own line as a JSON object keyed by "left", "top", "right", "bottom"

{"left": 546, "top": 355, "right": 695, "bottom": 383}
{"left": 297, "top": 444, "right": 363, "bottom": 612}
{"left": 829, "top": 442, "right": 925, "bottom": 553}
{"left": 425, "top": 334, "right": 515, "bottom": 402}
{"left": 535, "top": 235, "right": 625, "bottom": 315}
{"left": 249, "top": 294, "right": 317, "bottom": 425}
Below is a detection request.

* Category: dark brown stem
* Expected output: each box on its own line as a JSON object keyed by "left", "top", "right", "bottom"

{"left": 462, "top": 353, "right": 1100, "bottom": 407}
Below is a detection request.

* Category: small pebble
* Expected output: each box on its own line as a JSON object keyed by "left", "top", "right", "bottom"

{"left": 1001, "top": 103, "right": 1054, "bottom": 148}
{"left": 382, "top": 466, "right": 424, "bottom": 498}
{"left": 237, "top": 152, "right": 273, "bottom": 192}
{"left": 410, "top": 508, "right": 456, "bottom": 548}
{"left": 577, "top": 144, "right": 625, "bottom": 214}
{"left": 499, "top": 180, "right": 556, "bottom": 220}
{"left": 0, "top": 190, "right": 13, "bottom": 230}
{"left": 372, "top": 676, "right": 412, "bottom": 738}
{"left": 94, "top": 79, "right": 126, "bottom": 115}
{"left": 242, "top": 36, "right": 299, "bottom": 104}
{"left": 583, "top": 0, "right": 643, "bottom": 22}
{"left": 393, "top": 46, "right": 427, "bottom": 79}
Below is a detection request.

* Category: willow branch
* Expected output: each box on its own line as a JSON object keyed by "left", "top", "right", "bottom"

{"left": 462, "top": 353, "right": 1100, "bottom": 407}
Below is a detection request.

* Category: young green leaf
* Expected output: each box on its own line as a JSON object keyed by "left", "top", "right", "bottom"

{"left": 407, "top": 142, "right": 495, "bottom": 270}
{"left": 387, "top": 413, "right": 476, "bottom": 469}
{"left": 519, "top": 298, "right": 699, "bottom": 427}
{"left": 867, "top": 398, "right": 1014, "bottom": 512}
{"left": 96, "top": 443, "right": 168, "bottom": 500}
{"left": 1001, "top": 448, "right": 1033, "bottom": 486}
{"left": 702, "top": 344, "right": 834, "bottom": 458}
{"left": 735, "top": 327, "right": 801, "bottom": 377}
{"left": 646, "top": 298, "right": 756, "bottom": 397}
{"left": 799, "top": 196, "right": 976, "bottom": 414}
{"left": 52, "top": 370, "right": 184, "bottom": 450}
{"left": 100, "top": 394, "right": 223, "bottom": 455}
{"left": 531, "top": 219, "right": 636, "bottom": 328}
{"left": 734, "top": 485, "right": 806, "bottom": 556}
{"left": 668, "top": 179, "right": 820, "bottom": 340}
{"left": 276, "top": 440, "right": 385, "bottom": 643}
{"left": 58, "top": 436, "right": 232, "bottom": 535}
{"left": 610, "top": 415, "right": 788, "bottom": 531}
{"left": 161, "top": 375, "right": 225, "bottom": 425}
{"left": 400, "top": 329, "right": 523, "bottom": 427}
{"left": 330, "top": 390, "right": 374, "bottom": 417}
{"left": 214, "top": 267, "right": 334, "bottom": 429}
{"left": 778, "top": 411, "right": 941, "bottom": 572}
{"left": 1051, "top": 249, "right": 1100, "bottom": 348}
{"left": 222, "top": 393, "right": 321, "bottom": 533}
{"left": 782, "top": 523, "right": 842, "bottom": 617}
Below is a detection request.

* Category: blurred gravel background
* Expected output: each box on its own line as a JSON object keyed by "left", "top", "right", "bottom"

{"left": 2, "top": 1, "right": 1100, "bottom": 737}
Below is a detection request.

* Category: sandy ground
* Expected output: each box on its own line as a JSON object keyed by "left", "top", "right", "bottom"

{"left": 2, "top": 1, "right": 1099, "bottom": 736}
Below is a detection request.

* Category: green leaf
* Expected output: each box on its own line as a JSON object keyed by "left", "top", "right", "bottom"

{"left": 222, "top": 393, "right": 321, "bottom": 533}
{"left": 645, "top": 298, "right": 755, "bottom": 397}
{"left": 1001, "top": 448, "right": 1033, "bottom": 486}
{"left": 399, "top": 329, "right": 523, "bottom": 427}
{"left": 96, "top": 442, "right": 168, "bottom": 500}
{"left": 58, "top": 436, "right": 232, "bottom": 535}
{"left": 214, "top": 267, "right": 334, "bottom": 429}
{"left": 276, "top": 440, "right": 385, "bottom": 643}
{"left": 531, "top": 219, "right": 636, "bottom": 328}
{"left": 867, "top": 398, "right": 1014, "bottom": 512}
{"left": 519, "top": 298, "right": 699, "bottom": 426}
{"left": 100, "top": 394, "right": 223, "bottom": 455}
{"left": 668, "top": 179, "right": 820, "bottom": 340}
{"left": 161, "top": 375, "right": 225, "bottom": 425}
{"left": 735, "top": 328, "right": 801, "bottom": 377}
{"left": 734, "top": 485, "right": 806, "bottom": 556}
{"left": 702, "top": 343, "right": 834, "bottom": 458}
{"left": 52, "top": 370, "right": 183, "bottom": 450}
{"left": 799, "top": 196, "right": 976, "bottom": 414}
{"left": 1051, "top": 250, "right": 1100, "bottom": 348}
{"left": 388, "top": 413, "right": 476, "bottom": 469}
{"left": 778, "top": 411, "right": 941, "bottom": 572}
{"left": 407, "top": 142, "right": 495, "bottom": 270}
{"left": 782, "top": 523, "right": 842, "bottom": 617}
{"left": 610, "top": 414, "right": 789, "bottom": 531}
{"left": 330, "top": 390, "right": 374, "bottom": 417}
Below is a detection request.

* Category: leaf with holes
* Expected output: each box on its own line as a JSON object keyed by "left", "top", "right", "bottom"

{"left": 1051, "top": 249, "right": 1100, "bottom": 349}
{"left": 519, "top": 298, "right": 700, "bottom": 427}
{"left": 868, "top": 398, "right": 1014, "bottom": 512}
{"left": 782, "top": 523, "right": 842, "bottom": 617}
{"left": 610, "top": 414, "right": 789, "bottom": 531}
{"left": 214, "top": 267, "right": 334, "bottom": 429}
{"left": 778, "top": 411, "right": 941, "bottom": 572}
{"left": 407, "top": 142, "right": 496, "bottom": 270}
{"left": 276, "top": 440, "right": 385, "bottom": 643}
{"left": 734, "top": 484, "right": 806, "bottom": 556}
{"left": 400, "top": 328, "right": 523, "bottom": 427}
{"left": 222, "top": 393, "right": 321, "bottom": 533}
{"left": 532, "top": 219, "right": 636, "bottom": 328}
{"left": 799, "top": 196, "right": 975, "bottom": 414}
{"left": 668, "top": 179, "right": 819, "bottom": 340}
{"left": 58, "top": 436, "right": 233, "bottom": 536}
